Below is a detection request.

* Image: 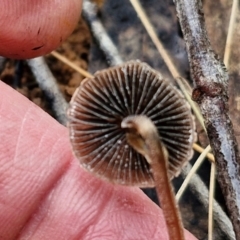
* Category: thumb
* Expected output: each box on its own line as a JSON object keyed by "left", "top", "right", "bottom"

{"left": 0, "top": 0, "right": 82, "bottom": 59}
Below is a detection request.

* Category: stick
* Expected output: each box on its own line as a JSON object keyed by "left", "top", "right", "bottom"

{"left": 173, "top": 0, "right": 240, "bottom": 238}
{"left": 27, "top": 57, "right": 68, "bottom": 125}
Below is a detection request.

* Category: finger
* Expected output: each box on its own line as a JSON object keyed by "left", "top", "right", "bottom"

{"left": 0, "top": 81, "right": 197, "bottom": 239}
{"left": 0, "top": 0, "right": 82, "bottom": 59}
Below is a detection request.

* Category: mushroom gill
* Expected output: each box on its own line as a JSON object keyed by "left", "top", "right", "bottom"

{"left": 68, "top": 60, "right": 195, "bottom": 187}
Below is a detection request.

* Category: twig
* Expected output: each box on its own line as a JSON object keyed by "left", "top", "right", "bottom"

{"left": 176, "top": 145, "right": 212, "bottom": 201}
{"left": 50, "top": 51, "right": 93, "bottom": 78}
{"left": 82, "top": 0, "right": 123, "bottom": 66}
{"left": 181, "top": 164, "right": 235, "bottom": 240}
{"left": 27, "top": 57, "right": 68, "bottom": 125}
{"left": 174, "top": 0, "right": 240, "bottom": 238}
{"left": 224, "top": 0, "right": 238, "bottom": 69}
{"left": 208, "top": 162, "right": 216, "bottom": 240}
{"left": 193, "top": 143, "right": 214, "bottom": 163}
{"left": 129, "top": 0, "right": 179, "bottom": 78}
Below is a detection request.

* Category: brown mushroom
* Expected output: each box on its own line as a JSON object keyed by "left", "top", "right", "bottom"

{"left": 121, "top": 114, "right": 186, "bottom": 239}
{"left": 68, "top": 60, "right": 196, "bottom": 240}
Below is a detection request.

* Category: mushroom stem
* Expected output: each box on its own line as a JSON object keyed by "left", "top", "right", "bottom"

{"left": 121, "top": 115, "right": 185, "bottom": 240}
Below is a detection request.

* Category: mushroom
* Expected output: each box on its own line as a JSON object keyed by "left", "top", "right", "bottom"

{"left": 68, "top": 60, "right": 196, "bottom": 240}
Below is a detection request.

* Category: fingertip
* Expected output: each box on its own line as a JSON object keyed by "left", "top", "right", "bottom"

{"left": 0, "top": 0, "right": 82, "bottom": 59}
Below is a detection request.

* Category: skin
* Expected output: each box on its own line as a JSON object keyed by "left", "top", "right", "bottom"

{"left": 0, "top": 0, "right": 81, "bottom": 59}
{"left": 0, "top": 1, "right": 197, "bottom": 239}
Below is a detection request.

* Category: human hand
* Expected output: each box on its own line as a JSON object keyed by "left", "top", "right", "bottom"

{"left": 0, "top": 81, "right": 197, "bottom": 239}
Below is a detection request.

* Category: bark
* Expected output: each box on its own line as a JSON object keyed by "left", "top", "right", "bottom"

{"left": 173, "top": 0, "right": 240, "bottom": 238}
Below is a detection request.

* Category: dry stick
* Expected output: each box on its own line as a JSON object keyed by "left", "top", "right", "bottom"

{"left": 223, "top": 0, "right": 238, "bottom": 69}
{"left": 82, "top": 1, "right": 233, "bottom": 238}
{"left": 208, "top": 160, "right": 216, "bottom": 240}
{"left": 50, "top": 51, "right": 93, "bottom": 78}
{"left": 208, "top": 162, "right": 216, "bottom": 240}
{"left": 208, "top": 0, "right": 238, "bottom": 240}
{"left": 193, "top": 143, "right": 214, "bottom": 163}
{"left": 181, "top": 164, "right": 235, "bottom": 240}
{"left": 208, "top": 2, "right": 238, "bottom": 237}
{"left": 82, "top": 0, "right": 123, "bottom": 66}
{"left": 208, "top": 3, "right": 240, "bottom": 239}
{"left": 177, "top": 145, "right": 217, "bottom": 240}
{"left": 176, "top": 145, "right": 212, "bottom": 201}
{"left": 174, "top": 0, "right": 240, "bottom": 238}
{"left": 176, "top": 144, "right": 217, "bottom": 240}
{"left": 122, "top": 116, "right": 185, "bottom": 240}
{"left": 27, "top": 57, "right": 68, "bottom": 125}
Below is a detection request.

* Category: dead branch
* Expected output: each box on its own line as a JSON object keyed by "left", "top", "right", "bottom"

{"left": 27, "top": 57, "right": 68, "bottom": 125}
{"left": 173, "top": 0, "right": 240, "bottom": 238}
{"left": 82, "top": 0, "right": 123, "bottom": 66}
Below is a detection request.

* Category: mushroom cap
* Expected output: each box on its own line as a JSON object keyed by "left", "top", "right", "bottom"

{"left": 68, "top": 61, "right": 196, "bottom": 187}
